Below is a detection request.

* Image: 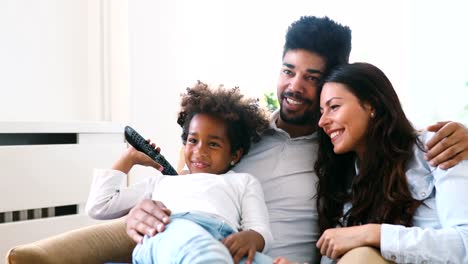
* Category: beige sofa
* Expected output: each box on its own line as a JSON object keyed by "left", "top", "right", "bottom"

{"left": 5, "top": 219, "right": 135, "bottom": 264}
{"left": 5, "top": 218, "right": 394, "bottom": 264}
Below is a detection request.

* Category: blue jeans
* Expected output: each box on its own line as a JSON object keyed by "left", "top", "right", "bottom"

{"left": 132, "top": 212, "right": 273, "bottom": 264}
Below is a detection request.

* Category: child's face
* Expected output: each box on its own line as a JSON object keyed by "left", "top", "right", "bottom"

{"left": 184, "top": 113, "right": 242, "bottom": 174}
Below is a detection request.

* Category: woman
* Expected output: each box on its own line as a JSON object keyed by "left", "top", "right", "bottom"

{"left": 309, "top": 62, "right": 468, "bottom": 264}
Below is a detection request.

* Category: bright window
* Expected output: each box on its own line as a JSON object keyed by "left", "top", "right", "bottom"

{"left": 163, "top": 1, "right": 468, "bottom": 128}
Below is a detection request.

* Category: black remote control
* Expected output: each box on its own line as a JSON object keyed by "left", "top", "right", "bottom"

{"left": 124, "top": 126, "right": 178, "bottom": 175}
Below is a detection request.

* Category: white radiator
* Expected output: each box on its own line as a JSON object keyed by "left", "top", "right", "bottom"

{"left": 0, "top": 122, "right": 126, "bottom": 258}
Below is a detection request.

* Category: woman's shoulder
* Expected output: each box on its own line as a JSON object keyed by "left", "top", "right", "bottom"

{"left": 407, "top": 131, "right": 433, "bottom": 169}
{"left": 405, "top": 131, "right": 435, "bottom": 199}
{"left": 417, "top": 130, "right": 435, "bottom": 145}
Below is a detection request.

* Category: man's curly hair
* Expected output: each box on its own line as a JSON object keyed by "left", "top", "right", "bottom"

{"left": 284, "top": 16, "right": 352, "bottom": 74}
{"left": 177, "top": 81, "right": 269, "bottom": 157}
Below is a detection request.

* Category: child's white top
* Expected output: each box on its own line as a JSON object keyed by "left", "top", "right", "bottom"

{"left": 86, "top": 169, "right": 273, "bottom": 251}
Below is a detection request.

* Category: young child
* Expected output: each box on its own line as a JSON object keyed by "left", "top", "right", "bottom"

{"left": 86, "top": 81, "right": 274, "bottom": 264}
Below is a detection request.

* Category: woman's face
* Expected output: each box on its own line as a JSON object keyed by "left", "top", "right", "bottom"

{"left": 318, "top": 82, "right": 373, "bottom": 158}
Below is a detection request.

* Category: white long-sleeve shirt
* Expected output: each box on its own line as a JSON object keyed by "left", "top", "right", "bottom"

{"left": 321, "top": 131, "right": 468, "bottom": 264}
{"left": 85, "top": 169, "right": 273, "bottom": 251}
{"left": 379, "top": 132, "right": 468, "bottom": 263}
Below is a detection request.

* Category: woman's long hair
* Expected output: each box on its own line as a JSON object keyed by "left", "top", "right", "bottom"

{"left": 315, "top": 63, "right": 424, "bottom": 232}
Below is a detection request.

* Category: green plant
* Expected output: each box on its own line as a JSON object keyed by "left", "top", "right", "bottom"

{"left": 264, "top": 92, "right": 279, "bottom": 112}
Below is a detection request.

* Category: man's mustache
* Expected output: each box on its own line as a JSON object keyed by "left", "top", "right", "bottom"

{"left": 281, "top": 91, "right": 313, "bottom": 105}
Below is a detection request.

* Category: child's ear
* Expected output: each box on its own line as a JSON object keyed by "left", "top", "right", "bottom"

{"left": 231, "top": 148, "right": 244, "bottom": 165}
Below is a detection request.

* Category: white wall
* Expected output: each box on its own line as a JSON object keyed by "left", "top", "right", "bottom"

{"left": 406, "top": 1, "right": 468, "bottom": 127}
{"left": 0, "top": 0, "right": 93, "bottom": 121}
{"left": 127, "top": 1, "right": 181, "bottom": 165}
{"left": 1, "top": 0, "right": 467, "bottom": 164}
{"left": 0, "top": 0, "right": 130, "bottom": 123}
{"left": 127, "top": 1, "right": 468, "bottom": 167}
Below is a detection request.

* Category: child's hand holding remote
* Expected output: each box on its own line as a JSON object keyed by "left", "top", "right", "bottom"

{"left": 112, "top": 138, "right": 164, "bottom": 174}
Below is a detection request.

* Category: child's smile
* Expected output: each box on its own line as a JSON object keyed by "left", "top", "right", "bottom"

{"left": 184, "top": 113, "right": 241, "bottom": 174}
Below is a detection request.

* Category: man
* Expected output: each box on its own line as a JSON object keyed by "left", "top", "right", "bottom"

{"left": 125, "top": 16, "right": 468, "bottom": 263}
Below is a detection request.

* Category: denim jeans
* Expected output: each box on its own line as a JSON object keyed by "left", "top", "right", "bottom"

{"left": 132, "top": 212, "right": 273, "bottom": 264}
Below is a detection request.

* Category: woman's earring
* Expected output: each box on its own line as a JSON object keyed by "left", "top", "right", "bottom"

{"left": 230, "top": 161, "right": 236, "bottom": 166}
{"left": 370, "top": 112, "right": 375, "bottom": 118}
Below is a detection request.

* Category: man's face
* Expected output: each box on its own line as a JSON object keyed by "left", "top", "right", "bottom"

{"left": 277, "top": 49, "right": 327, "bottom": 125}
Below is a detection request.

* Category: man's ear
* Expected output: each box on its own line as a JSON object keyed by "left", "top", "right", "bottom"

{"left": 231, "top": 148, "right": 244, "bottom": 165}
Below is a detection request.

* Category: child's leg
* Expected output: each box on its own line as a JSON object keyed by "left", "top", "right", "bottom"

{"left": 180, "top": 213, "right": 274, "bottom": 264}
{"left": 239, "top": 252, "right": 274, "bottom": 264}
{"left": 132, "top": 218, "right": 233, "bottom": 264}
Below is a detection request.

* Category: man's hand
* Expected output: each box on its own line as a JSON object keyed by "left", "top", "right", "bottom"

{"left": 125, "top": 199, "right": 171, "bottom": 243}
{"left": 426, "top": 121, "right": 468, "bottom": 169}
{"left": 316, "top": 224, "right": 380, "bottom": 260}
{"left": 222, "top": 230, "right": 264, "bottom": 264}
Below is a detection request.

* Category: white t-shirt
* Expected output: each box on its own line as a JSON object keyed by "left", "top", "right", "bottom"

{"left": 86, "top": 169, "right": 273, "bottom": 251}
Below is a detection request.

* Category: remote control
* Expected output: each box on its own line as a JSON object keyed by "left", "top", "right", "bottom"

{"left": 124, "top": 126, "right": 178, "bottom": 175}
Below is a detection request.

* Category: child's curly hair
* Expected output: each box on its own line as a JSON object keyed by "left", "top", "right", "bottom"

{"left": 177, "top": 81, "right": 270, "bottom": 157}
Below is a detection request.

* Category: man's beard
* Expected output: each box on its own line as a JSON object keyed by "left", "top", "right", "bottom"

{"left": 279, "top": 106, "right": 316, "bottom": 125}
{"left": 279, "top": 91, "right": 318, "bottom": 125}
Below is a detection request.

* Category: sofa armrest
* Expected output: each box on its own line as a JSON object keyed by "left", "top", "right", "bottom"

{"left": 5, "top": 218, "right": 136, "bottom": 264}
